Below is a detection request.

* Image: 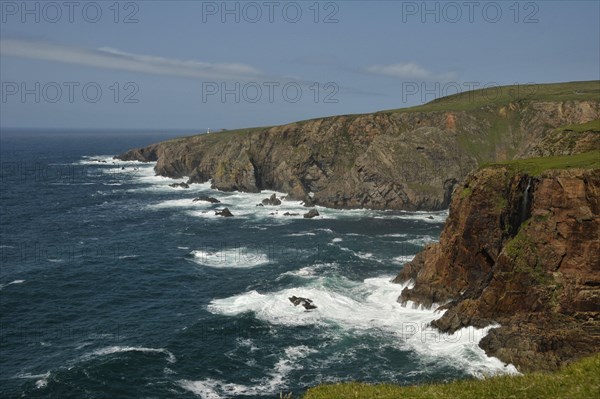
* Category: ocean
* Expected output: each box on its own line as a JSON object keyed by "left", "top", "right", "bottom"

{"left": 0, "top": 130, "right": 517, "bottom": 398}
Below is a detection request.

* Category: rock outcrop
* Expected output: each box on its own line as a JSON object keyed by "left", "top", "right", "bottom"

{"left": 118, "top": 82, "right": 600, "bottom": 211}
{"left": 394, "top": 159, "right": 600, "bottom": 371}
{"left": 169, "top": 182, "right": 189, "bottom": 189}
{"left": 261, "top": 194, "right": 282, "bottom": 206}
{"left": 289, "top": 296, "right": 318, "bottom": 310}
{"left": 303, "top": 209, "right": 320, "bottom": 219}
{"left": 215, "top": 208, "right": 233, "bottom": 217}
{"left": 193, "top": 196, "right": 221, "bottom": 203}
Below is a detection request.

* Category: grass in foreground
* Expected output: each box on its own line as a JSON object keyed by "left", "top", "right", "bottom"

{"left": 485, "top": 150, "right": 600, "bottom": 176}
{"left": 302, "top": 354, "right": 600, "bottom": 399}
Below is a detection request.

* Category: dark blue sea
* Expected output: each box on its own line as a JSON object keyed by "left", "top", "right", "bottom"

{"left": 0, "top": 130, "right": 516, "bottom": 398}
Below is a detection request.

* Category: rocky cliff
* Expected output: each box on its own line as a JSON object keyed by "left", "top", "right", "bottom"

{"left": 118, "top": 81, "right": 599, "bottom": 211}
{"left": 394, "top": 151, "right": 600, "bottom": 371}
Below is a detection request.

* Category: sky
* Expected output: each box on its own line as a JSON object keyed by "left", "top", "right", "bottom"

{"left": 0, "top": 0, "right": 599, "bottom": 130}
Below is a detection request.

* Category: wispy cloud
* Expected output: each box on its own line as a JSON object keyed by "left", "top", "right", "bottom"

{"left": 0, "top": 37, "right": 385, "bottom": 97}
{"left": 364, "top": 62, "right": 457, "bottom": 81}
{"left": 0, "top": 38, "right": 263, "bottom": 81}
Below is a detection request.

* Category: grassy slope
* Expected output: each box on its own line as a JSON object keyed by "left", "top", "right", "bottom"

{"left": 302, "top": 354, "right": 600, "bottom": 399}
{"left": 381, "top": 80, "right": 600, "bottom": 113}
{"left": 556, "top": 118, "right": 600, "bottom": 133}
{"left": 484, "top": 150, "right": 600, "bottom": 176}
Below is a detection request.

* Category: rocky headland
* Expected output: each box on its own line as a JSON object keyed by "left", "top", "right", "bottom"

{"left": 119, "top": 81, "right": 599, "bottom": 211}
{"left": 118, "top": 81, "right": 600, "bottom": 372}
{"left": 394, "top": 151, "right": 600, "bottom": 371}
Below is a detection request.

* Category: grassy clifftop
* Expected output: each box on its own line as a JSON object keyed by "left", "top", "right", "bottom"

{"left": 485, "top": 150, "right": 600, "bottom": 176}
{"left": 302, "top": 354, "right": 600, "bottom": 399}
{"left": 383, "top": 80, "right": 600, "bottom": 113}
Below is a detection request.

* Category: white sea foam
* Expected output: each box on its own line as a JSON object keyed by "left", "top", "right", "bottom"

{"left": 277, "top": 263, "right": 338, "bottom": 280}
{"left": 86, "top": 346, "right": 176, "bottom": 363}
{"left": 375, "top": 210, "right": 449, "bottom": 223}
{"left": 179, "top": 345, "right": 315, "bottom": 398}
{"left": 208, "top": 276, "right": 518, "bottom": 378}
{"left": 331, "top": 238, "right": 343, "bottom": 243}
{"left": 405, "top": 235, "right": 438, "bottom": 246}
{"left": 392, "top": 255, "right": 416, "bottom": 264}
{"left": 35, "top": 372, "right": 50, "bottom": 389}
{"left": 190, "top": 248, "right": 269, "bottom": 268}
{"left": 378, "top": 233, "right": 408, "bottom": 238}
{"left": 286, "top": 232, "right": 316, "bottom": 237}
{"left": 14, "top": 371, "right": 51, "bottom": 388}
{"left": 0, "top": 279, "right": 25, "bottom": 290}
{"left": 77, "top": 155, "right": 124, "bottom": 165}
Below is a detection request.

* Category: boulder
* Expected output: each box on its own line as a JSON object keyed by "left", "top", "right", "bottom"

{"left": 215, "top": 208, "right": 234, "bottom": 217}
{"left": 303, "top": 209, "right": 320, "bottom": 219}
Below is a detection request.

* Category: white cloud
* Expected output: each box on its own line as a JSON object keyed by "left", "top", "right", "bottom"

{"left": 365, "top": 62, "right": 457, "bottom": 81}
{"left": 0, "top": 38, "right": 263, "bottom": 81}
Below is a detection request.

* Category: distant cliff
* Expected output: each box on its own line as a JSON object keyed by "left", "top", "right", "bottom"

{"left": 394, "top": 151, "right": 600, "bottom": 371}
{"left": 118, "top": 81, "right": 599, "bottom": 211}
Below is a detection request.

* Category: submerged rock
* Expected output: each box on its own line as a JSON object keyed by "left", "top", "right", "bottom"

{"left": 193, "top": 196, "right": 220, "bottom": 203}
{"left": 169, "top": 182, "right": 189, "bottom": 189}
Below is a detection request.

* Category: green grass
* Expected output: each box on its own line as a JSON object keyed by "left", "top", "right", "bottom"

{"left": 484, "top": 151, "right": 600, "bottom": 176}
{"left": 381, "top": 80, "right": 600, "bottom": 114}
{"left": 302, "top": 354, "right": 600, "bottom": 399}
{"left": 460, "top": 187, "right": 472, "bottom": 198}
{"left": 556, "top": 119, "right": 600, "bottom": 133}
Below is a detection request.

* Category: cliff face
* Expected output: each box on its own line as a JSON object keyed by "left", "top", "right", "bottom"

{"left": 119, "top": 82, "right": 599, "bottom": 211}
{"left": 394, "top": 158, "right": 600, "bottom": 371}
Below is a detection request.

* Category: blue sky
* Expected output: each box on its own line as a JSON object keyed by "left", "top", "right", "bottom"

{"left": 1, "top": 0, "right": 599, "bottom": 130}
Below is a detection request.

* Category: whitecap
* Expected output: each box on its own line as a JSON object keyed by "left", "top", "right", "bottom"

{"left": 35, "top": 372, "right": 50, "bottom": 389}
{"left": 86, "top": 346, "right": 176, "bottom": 363}
{"left": 0, "top": 279, "right": 25, "bottom": 291}
{"left": 190, "top": 248, "right": 269, "bottom": 268}
{"left": 179, "top": 345, "right": 315, "bottom": 397}
{"left": 392, "top": 255, "right": 416, "bottom": 264}
{"left": 405, "top": 236, "right": 438, "bottom": 246}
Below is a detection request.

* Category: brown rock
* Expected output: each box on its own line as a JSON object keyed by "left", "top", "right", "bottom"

{"left": 395, "top": 167, "right": 600, "bottom": 371}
